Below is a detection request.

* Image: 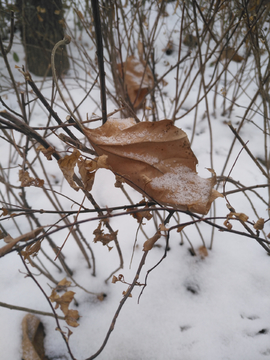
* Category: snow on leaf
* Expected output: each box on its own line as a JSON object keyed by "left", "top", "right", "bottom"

{"left": 84, "top": 118, "right": 222, "bottom": 215}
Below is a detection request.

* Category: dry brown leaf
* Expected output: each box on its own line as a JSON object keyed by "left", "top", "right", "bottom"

{"left": 21, "top": 240, "right": 42, "bottom": 262}
{"left": 127, "top": 206, "right": 152, "bottom": 223}
{"left": 224, "top": 218, "right": 233, "bottom": 230}
{"left": 234, "top": 212, "right": 249, "bottom": 222}
{"left": 36, "top": 144, "right": 55, "bottom": 160}
{"left": 177, "top": 225, "right": 186, "bottom": 232}
{"left": 253, "top": 218, "right": 264, "bottom": 230}
{"left": 220, "top": 47, "right": 244, "bottom": 63}
{"left": 143, "top": 231, "right": 161, "bottom": 251}
{"left": 1, "top": 208, "right": 9, "bottom": 216}
{"left": 49, "top": 282, "right": 79, "bottom": 328}
{"left": 50, "top": 289, "right": 75, "bottom": 315}
{"left": 183, "top": 34, "right": 198, "bottom": 48}
{"left": 77, "top": 158, "right": 96, "bottom": 191}
{"left": 197, "top": 245, "right": 208, "bottom": 259}
{"left": 21, "top": 313, "right": 46, "bottom": 360}
{"left": 137, "top": 40, "right": 144, "bottom": 60}
{"left": 93, "top": 221, "right": 118, "bottom": 247}
{"left": 19, "top": 170, "right": 44, "bottom": 188}
{"left": 65, "top": 309, "right": 79, "bottom": 327}
{"left": 97, "top": 154, "right": 110, "bottom": 169}
{"left": 159, "top": 224, "right": 169, "bottom": 231}
{"left": 54, "top": 277, "right": 72, "bottom": 293}
{"left": 0, "top": 227, "right": 44, "bottom": 258}
{"left": 117, "top": 56, "right": 154, "bottom": 109}
{"left": 58, "top": 149, "right": 80, "bottom": 191}
{"left": 84, "top": 118, "right": 222, "bottom": 215}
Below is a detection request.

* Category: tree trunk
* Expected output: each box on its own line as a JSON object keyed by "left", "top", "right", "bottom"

{"left": 16, "top": 0, "right": 69, "bottom": 77}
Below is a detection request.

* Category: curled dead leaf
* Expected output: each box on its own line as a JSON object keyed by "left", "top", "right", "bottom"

{"left": 50, "top": 290, "right": 75, "bottom": 315}
{"left": 127, "top": 206, "right": 152, "bottom": 223}
{"left": 54, "top": 277, "right": 72, "bottom": 292}
{"left": 19, "top": 170, "right": 44, "bottom": 188}
{"left": 49, "top": 281, "right": 79, "bottom": 328}
{"left": 143, "top": 231, "right": 161, "bottom": 251}
{"left": 77, "top": 158, "right": 96, "bottom": 191}
{"left": 117, "top": 56, "right": 154, "bottom": 109}
{"left": 21, "top": 240, "right": 42, "bottom": 262}
{"left": 84, "top": 118, "right": 222, "bottom": 215}
{"left": 224, "top": 218, "right": 233, "bottom": 230}
{"left": 36, "top": 144, "right": 55, "bottom": 160}
{"left": 0, "top": 227, "right": 44, "bottom": 258}
{"left": 233, "top": 212, "right": 249, "bottom": 222}
{"left": 65, "top": 309, "right": 79, "bottom": 327}
{"left": 159, "top": 224, "right": 169, "bottom": 231}
{"left": 1, "top": 208, "right": 9, "bottom": 216}
{"left": 22, "top": 314, "right": 46, "bottom": 360}
{"left": 58, "top": 148, "right": 80, "bottom": 191}
{"left": 253, "top": 218, "right": 264, "bottom": 231}
{"left": 93, "top": 221, "right": 118, "bottom": 248}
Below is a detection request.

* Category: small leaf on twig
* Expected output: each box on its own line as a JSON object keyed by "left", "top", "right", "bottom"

{"left": 21, "top": 240, "right": 42, "bottom": 262}
{"left": 77, "top": 158, "right": 96, "bottom": 191}
{"left": 19, "top": 170, "right": 44, "bottom": 188}
{"left": 143, "top": 231, "right": 161, "bottom": 251}
{"left": 57, "top": 149, "right": 80, "bottom": 191}
{"left": 253, "top": 218, "right": 264, "bottom": 231}
{"left": 159, "top": 224, "right": 169, "bottom": 231}
{"left": 127, "top": 205, "right": 152, "bottom": 223}
{"left": 36, "top": 144, "right": 55, "bottom": 160}
{"left": 65, "top": 309, "right": 80, "bottom": 328}
{"left": 93, "top": 221, "right": 118, "bottom": 249}
{"left": 0, "top": 227, "right": 44, "bottom": 258}
{"left": 1, "top": 208, "right": 9, "bottom": 217}
{"left": 50, "top": 289, "right": 79, "bottom": 327}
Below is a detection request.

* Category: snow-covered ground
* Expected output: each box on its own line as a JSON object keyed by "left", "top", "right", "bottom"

{"left": 0, "top": 2, "right": 270, "bottom": 359}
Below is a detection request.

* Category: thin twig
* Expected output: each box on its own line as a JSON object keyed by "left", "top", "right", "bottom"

{"left": 0, "top": 301, "right": 65, "bottom": 320}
